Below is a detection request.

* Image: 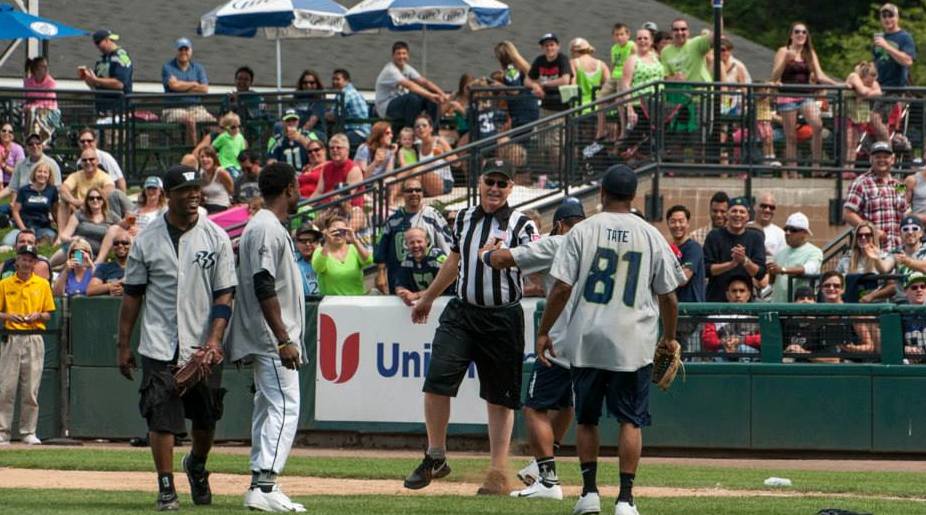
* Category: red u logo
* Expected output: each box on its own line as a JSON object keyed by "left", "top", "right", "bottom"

{"left": 318, "top": 314, "right": 360, "bottom": 384}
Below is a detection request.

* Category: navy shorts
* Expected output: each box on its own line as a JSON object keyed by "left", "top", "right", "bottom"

{"left": 139, "top": 356, "right": 226, "bottom": 436}
{"left": 524, "top": 360, "right": 573, "bottom": 411}
{"left": 571, "top": 365, "right": 652, "bottom": 428}
{"left": 423, "top": 298, "right": 524, "bottom": 409}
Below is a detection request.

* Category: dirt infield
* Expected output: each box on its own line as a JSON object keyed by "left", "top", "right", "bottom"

{"left": 1, "top": 467, "right": 923, "bottom": 502}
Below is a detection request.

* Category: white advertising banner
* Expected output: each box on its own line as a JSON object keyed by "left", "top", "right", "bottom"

{"left": 315, "top": 296, "right": 540, "bottom": 425}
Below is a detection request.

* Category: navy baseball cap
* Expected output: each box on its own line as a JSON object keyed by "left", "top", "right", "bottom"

{"left": 17, "top": 244, "right": 38, "bottom": 258}
{"left": 282, "top": 108, "right": 300, "bottom": 121}
{"left": 871, "top": 141, "right": 893, "bottom": 155}
{"left": 163, "top": 164, "right": 200, "bottom": 191}
{"left": 601, "top": 164, "right": 637, "bottom": 197}
{"left": 539, "top": 33, "right": 559, "bottom": 44}
{"left": 729, "top": 196, "right": 751, "bottom": 209}
{"left": 175, "top": 37, "right": 193, "bottom": 50}
{"left": 92, "top": 29, "right": 119, "bottom": 44}
{"left": 901, "top": 215, "right": 923, "bottom": 230}
{"left": 554, "top": 197, "right": 586, "bottom": 222}
{"left": 481, "top": 159, "right": 515, "bottom": 179}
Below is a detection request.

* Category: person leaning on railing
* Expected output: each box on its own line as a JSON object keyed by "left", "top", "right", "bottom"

{"left": 161, "top": 37, "right": 215, "bottom": 145}
{"left": 493, "top": 41, "right": 540, "bottom": 130}
{"left": 901, "top": 272, "right": 926, "bottom": 362}
{"left": 844, "top": 61, "right": 883, "bottom": 164}
{"left": 817, "top": 271, "right": 878, "bottom": 357}
{"left": 620, "top": 27, "right": 665, "bottom": 146}
{"left": 0, "top": 243, "right": 55, "bottom": 446}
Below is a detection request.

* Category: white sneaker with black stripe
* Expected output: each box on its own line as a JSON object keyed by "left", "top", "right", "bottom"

{"left": 243, "top": 485, "right": 306, "bottom": 512}
{"left": 573, "top": 491, "right": 601, "bottom": 514}
{"left": 509, "top": 480, "right": 563, "bottom": 500}
{"left": 517, "top": 459, "right": 540, "bottom": 485}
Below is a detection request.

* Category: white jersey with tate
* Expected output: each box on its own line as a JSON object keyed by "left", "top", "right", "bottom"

{"left": 510, "top": 233, "right": 569, "bottom": 367}
{"left": 549, "top": 212, "right": 686, "bottom": 372}
{"left": 124, "top": 214, "right": 237, "bottom": 365}
{"left": 228, "top": 209, "right": 306, "bottom": 363}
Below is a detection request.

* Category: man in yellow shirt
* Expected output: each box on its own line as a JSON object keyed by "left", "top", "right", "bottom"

{"left": 59, "top": 147, "right": 116, "bottom": 223}
{"left": 0, "top": 244, "right": 56, "bottom": 445}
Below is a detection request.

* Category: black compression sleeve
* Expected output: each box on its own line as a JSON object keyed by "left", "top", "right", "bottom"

{"left": 124, "top": 283, "right": 146, "bottom": 297}
{"left": 253, "top": 271, "right": 277, "bottom": 301}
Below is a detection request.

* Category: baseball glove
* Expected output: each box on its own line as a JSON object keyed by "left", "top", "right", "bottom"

{"left": 173, "top": 346, "right": 222, "bottom": 397}
{"left": 652, "top": 338, "right": 683, "bottom": 391}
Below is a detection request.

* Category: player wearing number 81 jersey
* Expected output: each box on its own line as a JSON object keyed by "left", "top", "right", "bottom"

{"left": 537, "top": 165, "right": 685, "bottom": 515}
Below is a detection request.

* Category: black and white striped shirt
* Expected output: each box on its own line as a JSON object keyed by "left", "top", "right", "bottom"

{"left": 451, "top": 204, "right": 539, "bottom": 306}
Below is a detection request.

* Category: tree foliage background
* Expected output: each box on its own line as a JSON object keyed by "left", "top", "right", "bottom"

{"left": 665, "top": 0, "right": 924, "bottom": 83}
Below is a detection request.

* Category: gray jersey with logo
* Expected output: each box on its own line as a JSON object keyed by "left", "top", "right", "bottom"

{"left": 509, "top": 234, "right": 568, "bottom": 367}
{"left": 549, "top": 212, "right": 686, "bottom": 372}
{"left": 124, "top": 214, "right": 237, "bottom": 365}
{"left": 228, "top": 209, "right": 306, "bottom": 363}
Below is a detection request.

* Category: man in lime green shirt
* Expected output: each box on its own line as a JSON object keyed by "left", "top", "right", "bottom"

{"left": 660, "top": 18, "right": 713, "bottom": 83}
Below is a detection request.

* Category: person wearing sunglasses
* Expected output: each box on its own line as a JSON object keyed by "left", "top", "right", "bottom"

{"left": 53, "top": 237, "right": 95, "bottom": 298}
{"left": 52, "top": 186, "right": 120, "bottom": 269}
{"left": 1, "top": 133, "right": 61, "bottom": 207}
{"left": 901, "top": 273, "right": 926, "bottom": 362}
{"left": 59, "top": 147, "right": 115, "bottom": 224}
{"left": 767, "top": 212, "right": 823, "bottom": 304}
{"left": 374, "top": 177, "right": 453, "bottom": 294}
{"left": 75, "top": 128, "right": 126, "bottom": 191}
{"left": 81, "top": 29, "right": 133, "bottom": 114}
{"left": 873, "top": 3, "right": 915, "bottom": 91}
{"left": 294, "top": 69, "right": 327, "bottom": 139}
{"left": 0, "top": 123, "right": 23, "bottom": 185}
{"left": 211, "top": 112, "right": 247, "bottom": 172}
{"left": 870, "top": 215, "right": 926, "bottom": 304}
{"left": 87, "top": 227, "right": 131, "bottom": 297}
{"left": 268, "top": 109, "right": 319, "bottom": 173}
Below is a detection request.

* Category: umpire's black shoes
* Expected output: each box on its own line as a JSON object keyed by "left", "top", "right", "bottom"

{"left": 182, "top": 453, "right": 213, "bottom": 505}
{"left": 155, "top": 491, "right": 180, "bottom": 511}
{"left": 403, "top": 453, "right": 451, "bottom": 489}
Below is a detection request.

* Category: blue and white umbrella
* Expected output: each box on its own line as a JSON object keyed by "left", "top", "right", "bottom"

{"left": 345, "top": 0, "right": 510, "bottom": 74}
{"left": 0, "top": 3, "right": 87, "bottom": 40}
{"left": 199, "top": 0, "right": 348, "bottom": 89}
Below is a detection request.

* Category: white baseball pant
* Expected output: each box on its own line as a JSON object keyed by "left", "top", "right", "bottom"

{"left": 250, "top": 354, "right": 300, "bottom": 474}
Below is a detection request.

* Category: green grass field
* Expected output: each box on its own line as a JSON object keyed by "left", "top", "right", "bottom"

{"left": 1, "top": 447, "right": 925, "bottom": 513}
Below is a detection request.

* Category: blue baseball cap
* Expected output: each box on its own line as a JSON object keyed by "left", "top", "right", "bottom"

{"left": 554, "top": 197, "right": 586, "bottom": 222}
{"left": 601, "top": 164, "right": 637, "bottom": 197}
{"left": 175, "top": 37, "right": 192, "bottom": 50}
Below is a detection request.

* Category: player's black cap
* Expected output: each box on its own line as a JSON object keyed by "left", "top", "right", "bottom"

{"left": 481, "top": 159, "right": 515, "bottom": 180}
{"left": 17, "top": 244, "right": 38, "bottom": 258}
{"left": 554, "top": 197, "right": 586, "bottom": 222}
{"left": 163, "top": 164, "right": 201, "bottom": 192}
{"left": 601, "top": 164, "right": 637, "bottom": 197}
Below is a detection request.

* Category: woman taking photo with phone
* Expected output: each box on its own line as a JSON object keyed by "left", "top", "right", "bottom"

{"left": 53, "top": 237, "right": 94, "bottom": 297}
{"left": 311, "top": 216, "right": 372, "bottom": 295}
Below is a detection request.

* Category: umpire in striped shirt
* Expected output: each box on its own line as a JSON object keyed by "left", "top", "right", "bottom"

{"left": 405, "top": 159, "right": 539, "bottom": 495}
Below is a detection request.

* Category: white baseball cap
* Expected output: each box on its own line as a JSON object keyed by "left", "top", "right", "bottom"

{"left": 784, "top": 212, "right": 813, "bottom": 236}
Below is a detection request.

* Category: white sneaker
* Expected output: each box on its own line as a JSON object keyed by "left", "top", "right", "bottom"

{"left": 615, "top": 501, "right": 640, "bottom": 515}
{"left": 509, "top": 480, "right": 563, "bottom": 500}
{"left": 21, "top": 434, "right": 41, "bottom": 445}
{"left": 243, "top": 486, "right": 306, "bottom": 512}
{"left": 573, "top": 492, "right": 601, "bottom": 514}
{"left": 517, "top": 459, "right": 540, "bottom": 485}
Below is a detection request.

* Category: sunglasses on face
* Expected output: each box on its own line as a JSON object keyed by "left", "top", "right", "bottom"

{"left": 793, "top": 29, "right": 808, "bottom": 34}
{"left": 903, "top": 225, "right": 922, "bottom": 233}
{"left": 27, "top": 141, "right": 42, "bottom": 147}
{"left": 228, "top": 125, "right": 240, "bottom": 130}
{"left": 822, "top": 282, "right": 843, "bottom": 289}
{"left": 87, "top": 196, "right": 103, "bottom": 202}
{"left": 404, "top": 187, "right": 423, "bottom": 193}
{"left": 297, "top": 238, "right": 317, "bottom": 244}
{"left": 857, "top": 232, "right": 873, "bottom": 240}
{"left": 783, "top": 226, "right": 805, "bottom": 233}
{"left": 113, "top": 240, "right": 131, "bottom": 246}
{"left": 1, "top": 128, "right": 13, "bottom": 134}
{"left": 83, "top": 158, "right": 98, "bottom": 163}
{"left": 309, "top": 147, "right": 324, "bottom": 153}
{"left": 483, "top": 178, "right": 509, "bottom": 189}
{"left": 759, "top": 203, "right": 776, "bottom": 211}
{"left": 79, "top": 139, "right": 95, "bottom": 144}
{"left": 910, "top": 284, "right": 926, "bottom": 291}
{"left": 880, "top": 11, "right": 895, "bottom": 18}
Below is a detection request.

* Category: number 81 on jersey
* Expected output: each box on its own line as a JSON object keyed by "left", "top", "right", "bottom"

{"left": 582, "top": 248, "right": 642, "bottom": 307}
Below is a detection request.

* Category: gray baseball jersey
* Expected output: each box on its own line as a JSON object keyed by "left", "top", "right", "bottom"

{"left": 509, "top": 234, "right": 568, "bottom": 367}
{"left": 124, "top": 214, "right": 237, "bottom": 365}
{"left": 549, "top": 212, "right": 686, "bottom": 372}
{"left": 228, "top": 209, "right": 306, "bottom": 363}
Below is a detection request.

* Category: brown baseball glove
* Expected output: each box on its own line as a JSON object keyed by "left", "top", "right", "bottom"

{"left": 652, "top": 338, "right": 683, "bottom": 391}
{"left": 173, "top": 346, "right": 223, "bottom": 397}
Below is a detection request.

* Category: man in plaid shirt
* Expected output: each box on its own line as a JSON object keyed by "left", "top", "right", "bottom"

{"left": 843, "top": 141, "right": 907, "bottom": 250}
{"left": 329, "top": 69, "right": 370, "bottom": 148}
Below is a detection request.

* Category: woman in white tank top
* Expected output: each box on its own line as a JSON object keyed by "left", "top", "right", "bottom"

{"left": 198, "top": 146, "right": 233, "bottom": 214}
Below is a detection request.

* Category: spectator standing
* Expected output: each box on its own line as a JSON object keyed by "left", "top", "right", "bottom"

{"left": 374, "top": 41, "right": 446, "bottom": 127}
{"left": 570, "top": 38, "right": 610, "bottom": 110}
{"left": 526, "top": 33, "right": 573, "bottom": 115}
{"left": 374, "top": 178, "right": 453, "bottom": 294}
{"left": 0, "top": 244, "right": 55, "bottom": 446}
{"left": 294, "top": 223, "right": 321, "bottom": 298}
{"left": 704, "top": 197, "right": 767, "bottom": 302}
{"left": 329, "top": 69, "right": 370, "bottom": 148}
{"left": 768, "top": 212, "right": 823, "bottom": 304}
{"left": 770, "top": 22, "right": 838, "bottom": 169}
{"left": 700, "top": 276, "right": 761, "bottom": 358}
{"left": 198, "top": 147, "right": 233, "bottom": 214}
{"left": 60, "top": 148, "right": 115, "bottom": 223}
{"left": 666, "top": 205, "right": 705, "bottom": 302}
{"left": 76, "top": 128, "right": 126, "bottom": 192}
{"left": 294, "top": 70, "right": 328, "bottom": 140}
{"left": 3, "top": 133, "right": 61, "bottom": 201}
{"left": 394, "top": 227, "right": 452, "bottom": 305}
{"left": 87, "top": 228, "right": 131, "bottom": 297}
{"left": 872, "top": 3, "right": 917, "bottom": 140}
{"left": 751, "top": 192, "right": 785, "bottom": 258}
{"left": 845, "top": 62, "right": 883, "bottom": 164}
{"left": 620, "top": 28, "right": 666, "bottom": 137}
{"left": 844, "top": 141, "right": 907, "bottom": 250}
{"left": 493, "top": 41, "right": 540, "bottom": 129}
{"left": 82, "top": 29, "right": 132, "bottom": 113}
{"left": 162, "top": 37, "right": 215, "bottom": 145}
{"left": 53, "top": 237, "right": 95, "bottom": 297}
{"left": 0, "top": 123, "right": 24, "bottom": 186}
{"left": 23, "top": 57, "right": 59, "bottom": 145}
{"left": 268, "top": 109, "right": 318, "bottom": 172}
{"left": 412, "top": 115, "right": 456, "bottom": 197}
{"left": 353, "top": 122, "right": 395, "bottom": 178}
{"left": 223, "top": 66, "right": 265, "bottom": 123}
{"left": 211, "top": 113, "right": 247, "bottom": 171}
{"left": 660, "top": 18, "right": 712, "bottom": 83}
{"left": 0, "top": 230, "right": 51, "bottom": 281}
{"left": 690, "top": 191, "right": 729, "bottom": 245}
{"left": 6, "top": 161, "right": 57, "bottom": 247}
{"left": 311, "top": 217, "right": 373, "bottom": 295}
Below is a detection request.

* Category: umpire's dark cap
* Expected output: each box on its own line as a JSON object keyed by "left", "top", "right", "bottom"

{"left": 481, "top": 159, "right": 515, "bottom": 179}
{"left": 602, "top": 164, "right": 637, "bottom": 197}
{"left": 163, "top": 164, "right": 201, "bottom": 191}
{"left": 554, "top": 197, "right": 586, "bottom": 222}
